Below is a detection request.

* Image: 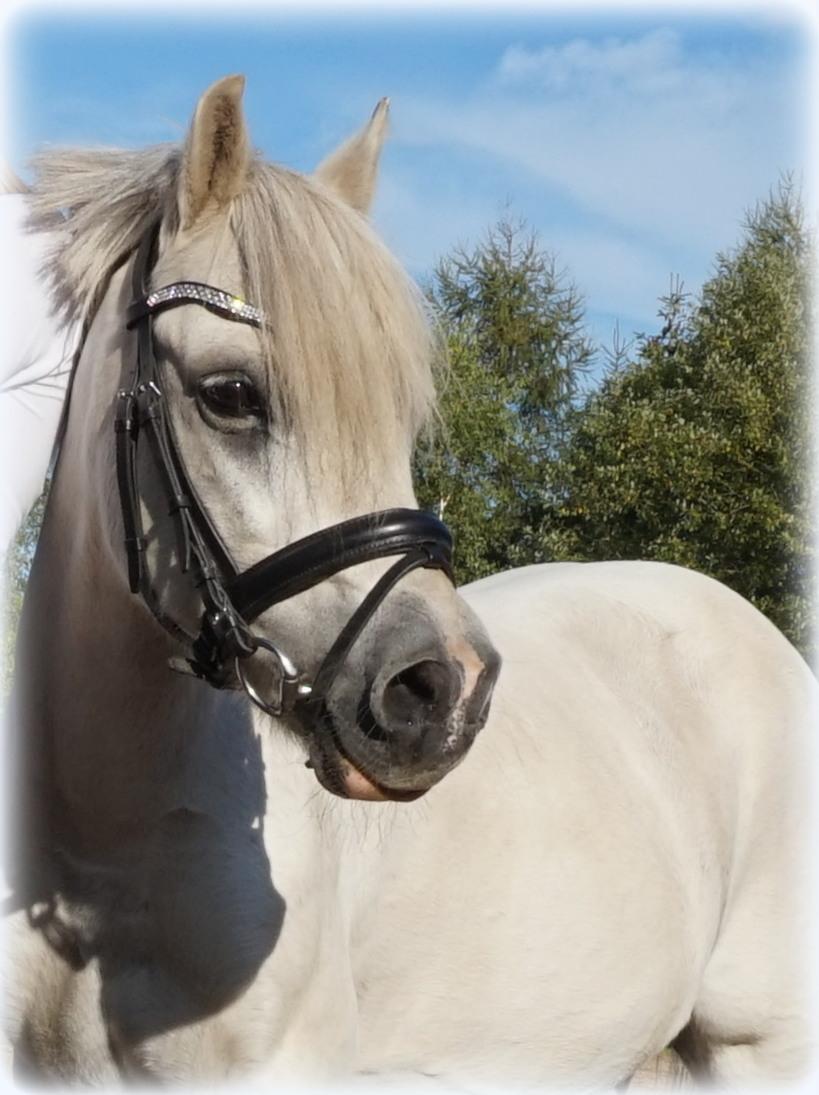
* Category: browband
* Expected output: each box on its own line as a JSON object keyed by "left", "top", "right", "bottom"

{"left": 126, "top": 282, "right": 264, "bottom": 329}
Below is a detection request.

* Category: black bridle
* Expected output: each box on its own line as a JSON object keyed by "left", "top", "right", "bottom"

{"left": 114, "top": 222, "right": 454, "bottom": 719}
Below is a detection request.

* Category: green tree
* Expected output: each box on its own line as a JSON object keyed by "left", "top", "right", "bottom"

{"left": 415, "top": 219, "right": 593, "bottom": 582}
{"left": 541, "top": 181, "right": 813, "bottom": 656}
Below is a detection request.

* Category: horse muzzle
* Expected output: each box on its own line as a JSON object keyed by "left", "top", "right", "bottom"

{"left": 308, "top": 621, "right": 501, "bottom": 801}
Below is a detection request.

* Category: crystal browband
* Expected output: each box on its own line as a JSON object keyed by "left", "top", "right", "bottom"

{"left": 126, "top": 282, "right": 264, "bottom": 329}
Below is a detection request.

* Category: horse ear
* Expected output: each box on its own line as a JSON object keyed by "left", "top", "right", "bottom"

{"left": 314, "top": 98, "right": 390, "bottom": 214}
{"left": 178, "top": 75, "right": 250, "bottom": 229}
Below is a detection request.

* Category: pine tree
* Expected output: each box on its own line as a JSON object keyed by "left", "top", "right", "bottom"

{"left": 414, "top": 219, "right": 593, "bottom": 582}
{"left": 541, "top": 181, "right": 813, "bottom": 656}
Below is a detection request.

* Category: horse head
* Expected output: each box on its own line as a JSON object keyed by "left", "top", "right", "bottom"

{"left": 50, "top": 75, "right": 500, "bottom": 803}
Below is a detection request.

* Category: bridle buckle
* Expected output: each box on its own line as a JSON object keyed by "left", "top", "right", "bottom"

{"left": 235, "top": 637, "right": 313, "bottom": 716}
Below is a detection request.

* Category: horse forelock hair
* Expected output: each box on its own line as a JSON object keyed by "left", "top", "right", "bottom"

{"left": 26, "top": 143, "right": 439, "bottom": 473}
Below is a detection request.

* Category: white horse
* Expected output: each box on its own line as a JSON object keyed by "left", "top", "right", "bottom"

{"left": 4, "top": 76, "right": 815, "bottom": 1090}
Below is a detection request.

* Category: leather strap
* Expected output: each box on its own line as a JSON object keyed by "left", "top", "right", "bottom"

{"left": 228, "top": 509, "right": 452, "bottom": 622}
{"left": 301, "top": 547, "right": 438, "bottom": 723}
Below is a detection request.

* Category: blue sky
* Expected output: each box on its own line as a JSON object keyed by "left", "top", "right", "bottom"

{"left": 3, "top": 3, "right": 814, "bottom": 359}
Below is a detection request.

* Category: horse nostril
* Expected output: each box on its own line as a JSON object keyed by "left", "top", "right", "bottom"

{"left": 380, "top": 659, "right": 459, "bottom": 728}
{"left": 393, "top": 661, "right": 443, "bottom": 704}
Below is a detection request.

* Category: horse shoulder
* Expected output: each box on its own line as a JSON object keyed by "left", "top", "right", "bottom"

{"left": 460, "top": 559, "right": 814, "bottom": 988}
{"left": 461, "top": 558, "right": 813, "bottom": 713}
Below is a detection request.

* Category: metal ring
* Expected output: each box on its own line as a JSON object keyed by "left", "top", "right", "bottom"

{"left": 234, "top": 636, "right": 310, "bottom": 717}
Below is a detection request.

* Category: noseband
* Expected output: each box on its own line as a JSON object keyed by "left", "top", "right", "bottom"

{"left": 114, "top": 223, "right": 454, "bottom": 720}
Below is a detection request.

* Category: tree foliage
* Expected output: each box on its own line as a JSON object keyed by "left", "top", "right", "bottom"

{"left": 538, "top": 181, "right": 813, "bottom": 655}
{"left": 414, "top": 219, "right": 593, "bottom": 581}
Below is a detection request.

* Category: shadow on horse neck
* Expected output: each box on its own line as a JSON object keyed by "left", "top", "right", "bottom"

{"left": 9, "top": 479, "right": 286, "bottom": 1040}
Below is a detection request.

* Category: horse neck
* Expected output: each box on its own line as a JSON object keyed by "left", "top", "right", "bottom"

{"left": 14, "top": 262, "right": 361, "bottom": 897}
{"left": 22, "top": 495, "right": 327, "bottom": 879}
{"left": 16, "top": 239, "right": 281, "bottom": 857}
{"left": 19, "top": 454, "right": 196, "bottom": 844}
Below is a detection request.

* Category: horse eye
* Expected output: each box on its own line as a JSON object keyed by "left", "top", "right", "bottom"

{"left": 199, "top": 376, "right": 264, "bottom": 419}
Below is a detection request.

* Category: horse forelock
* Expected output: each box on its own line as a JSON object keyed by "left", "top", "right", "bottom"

{"left": 237, "top": 160, "right": 438, "bottom": 467}
{"left": 26, "top": 143, "right": 439, "bottom": 478}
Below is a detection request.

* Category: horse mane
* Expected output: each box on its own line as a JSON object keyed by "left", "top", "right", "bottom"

{"left": 26, "top": 143, "right": 438, "bottom": 465}
{"left": 1, "top": 163, "right": 29, "bottom": 194}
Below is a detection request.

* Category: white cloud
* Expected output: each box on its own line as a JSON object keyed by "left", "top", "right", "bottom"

{"left": 394, "top": 30, "right": 801, "bottom": 256}
{"left": 496, "top": 28, "right": 685, "bottom": 96}
{"left": 368, "top": 26, "right": 808, "bottom": 344}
